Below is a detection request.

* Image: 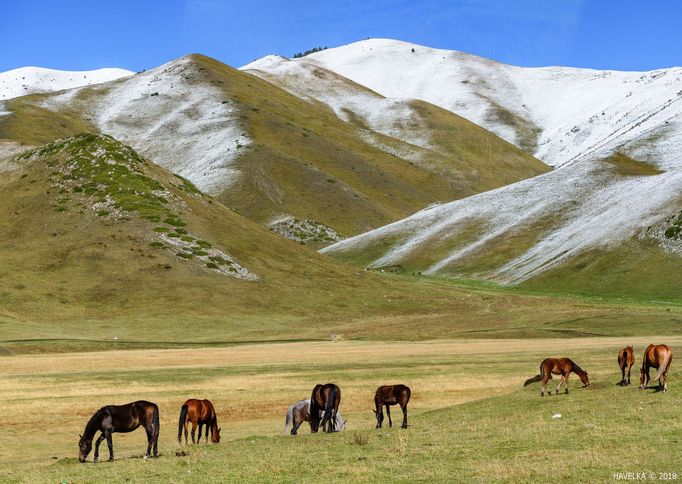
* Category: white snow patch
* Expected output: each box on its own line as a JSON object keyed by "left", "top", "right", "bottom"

{"left": 40, "top": 57, "right": 250, "bottom": 194}
{"left": 242, "top": 55, "right": 434, "bottom": 152}
{"left": 0, "top": 66, "right": 132, "bottom": 101}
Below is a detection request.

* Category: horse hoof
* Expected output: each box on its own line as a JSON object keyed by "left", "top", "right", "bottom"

{"left": 143, "top": 455, "right": 148, "bottom": 460}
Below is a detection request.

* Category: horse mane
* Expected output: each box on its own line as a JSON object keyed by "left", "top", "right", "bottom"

{"left": 571, "top": 361, "right": 586, "bottom": 376}
{"left": 83, "top": 407, "right": 106, "bottom": 440}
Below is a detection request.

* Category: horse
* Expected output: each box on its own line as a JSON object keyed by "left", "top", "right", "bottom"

{"left": 524, "top": 357, "right": 590, "bottom": 396}
{"left": 309, "top": 383, "right": 341, "bottom": 433}
{"left": 618, "top": 346, "right": 635, "bottom": 386}
{"left": 178, "top": 399, "right": 221, "bottom": 445}
{"left": 640, "top": 344, "right": 673, "bottom": 392}
{"left": 373, "top": 384, "right": 411, "bottom": 429}
{"left": 78, "top": 400, "right": 159, "bottom": 462}
{"left": 284, "top": 398, "right": 346, "bottom": 435}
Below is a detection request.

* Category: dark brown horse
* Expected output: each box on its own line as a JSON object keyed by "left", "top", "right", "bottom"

{"left": 309, "top": 383, "right": 341, "bottom": 433}
{"left": 524, "top": 357, "right": 590, "bottom": 396}
{"left": 78, "top": 400, "right": 159, "bottom": 462}
{"left": 178, "top": 399, "right": 221, "bottom": 445}
{"left": 618, "top": 346, "right": 635, "bottom": 386}
{"left": 640, "top": 344, "right": 673, "bottom": 392}
{"left": 374, "top": 384, "right": 411, "bottom": 429}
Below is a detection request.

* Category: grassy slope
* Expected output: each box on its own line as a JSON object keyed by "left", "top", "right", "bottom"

{"left": 0, "top": 134, "right": 680, "bottom": 354}
{"left": 2, "top": 338, "right": 679, "bottom": 482}
{"left": 521, "top": 237, "right": 682, "bottom": 300}
{"left": 328, "top": 152, "right": 682, "bottom": 300}
{"left": 0, "top": 55, "right": 549, "bottom": 238}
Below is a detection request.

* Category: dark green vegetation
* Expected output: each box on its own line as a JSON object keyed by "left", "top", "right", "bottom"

{"left": 663, "top": 210, "right": 682, "bottom": 239}
{"left": 293, "top": 46, "right": 328, "bottom": 58}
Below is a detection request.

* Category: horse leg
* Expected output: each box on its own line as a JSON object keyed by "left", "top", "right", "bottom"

{"left": 93, "top": 432, "right": 106, "bottom": 463}
{"left": 555, "top": 375, "right": 563, "bottom": 395}
{"left": 291, "top": 416, "right": 301, "bottom": 435}
{"left": 386, "top": 405, "right": 393, "bottom": 427}
{"left": 105, "top": 431, "right": 114, "bottom": 461}
{"left": 401, "top": 403, "right": 408, "bottom": 429}
{"left": 626, "top": 365, "right": 631, "bottom": 385}
{"left": 564, "top": 372, "right": 570, "bottom": 394}
{"left": 183, "top": 419, "right": 189, "bottom": 445}
{"left": 621, "top": 365, "right": 626, "bottom": 385}
{"left": 191, "top": 421, "right": 197, "bottom": 444}
{"left": 205, "top": 421, "right": 209, "bottom": 443}
{"left": 197, "top": 422, "right": 203, "bottom": 444}
{"left": 144, "top": 425, "right": 153, "bottom": 458}
{"left": 541, "top": 375, "right": 548, "bottom": 397}
{"left": 320, "top": 408, "right": 330, "bottom": 433}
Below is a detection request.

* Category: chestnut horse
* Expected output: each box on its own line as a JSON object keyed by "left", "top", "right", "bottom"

{"left": 640, "top": 344, "right": 673, "bottom": 392}
{"left": 374, "top": 384, "right": 411, "bottom": 429}
{"left": 524, "top": 357, "right": 590, "bottom": 396}
{"left": 309, "top": 383, "right": 341, "bottom": 433}
{"left": 178, "top": 399, "right": 221, "bottom": 445}
{"left": 618, "top": 346, "right": 635, "bottom": 386}
{"left": 78, "top": 400, "right": 159, "bottom": 462}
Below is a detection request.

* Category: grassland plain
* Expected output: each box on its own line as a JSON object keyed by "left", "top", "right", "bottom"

{"left": 0, "top": 337, "right": 680, "bottom": 482}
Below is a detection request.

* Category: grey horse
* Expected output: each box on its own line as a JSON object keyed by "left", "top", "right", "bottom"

{"left": 284, "top": 399, "right": 346, "bottom": 435}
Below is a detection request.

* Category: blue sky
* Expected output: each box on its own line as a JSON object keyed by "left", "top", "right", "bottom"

{"left": 2, "top": 1, "right": 681, "bottom": 72}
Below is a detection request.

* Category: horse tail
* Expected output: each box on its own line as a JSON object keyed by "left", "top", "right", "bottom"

{"left": 284, "top": 405, "right": 293, "bottom": 434}
{"left": 524, "top": 374, "right": 542, "bottom": 386}
{"left": 652, "top": 350, "right": 672, "bottom": 382}
{"left": 525, "top": 362, "right": 544, "bottom": 386}
{"left": 178, "top": 404, "right": 188, "bottom": 443}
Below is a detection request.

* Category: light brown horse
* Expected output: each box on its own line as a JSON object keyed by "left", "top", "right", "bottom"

{"left": 374, "top": 384, "right": 411, "bottom": 429}
{"left": 640, "top": 344, "right": 673, "bottom": 392}
{"left": 524, "top": 357, "right": 590, "bottom": 396}
{"left": 178, "top": 399, "right": 221, "bottom": 445}
{"left": 618, "top": 346, "right": 635, "bottom": 386}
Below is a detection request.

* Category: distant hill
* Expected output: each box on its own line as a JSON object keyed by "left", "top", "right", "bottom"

{"left": 314, "top": 39, "right": 682, "bottom": 298}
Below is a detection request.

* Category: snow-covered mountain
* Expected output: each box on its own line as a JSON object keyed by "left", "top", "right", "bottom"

{"left": 0, "top": 66, "right": 132, "bottom": 101}
{"left": 304, "top": 39, "right": 682, "bottom": 296}
{"left": 1, "top": 53, "right": 545, "bottom": 238}
{"left": 304, "top": 39, "right": 682, "bottom": 168}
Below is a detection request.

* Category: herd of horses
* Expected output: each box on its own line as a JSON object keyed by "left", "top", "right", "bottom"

{"left": 523, "top": 344, "right": 673, "bottom": 396}
{"left": 77, "top": 344, "right": 672, "bottom": 463}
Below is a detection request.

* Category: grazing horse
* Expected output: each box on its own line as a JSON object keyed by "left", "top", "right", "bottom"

{"left": 618, "top": 346, "right": 635, "bottom": 386}
{"left": 373, "top": 384, "right": 411, "bottom": 429}
{"left": 178, "top": 399, "right": 221, "bottom": 445}
{"left": 78, "top": 400, "right": 159, "bottom": 462}
{"left": 524, "top": 358, "right": 590, "bottom": 396}
{"left": 640, "top": 344, "right": 673, "bottom": 392}
{"left": 284, "top": 399, "right": 346, "bottom": 435}
{"left": 309, "top": 383, "right": 341, "bottom": 433}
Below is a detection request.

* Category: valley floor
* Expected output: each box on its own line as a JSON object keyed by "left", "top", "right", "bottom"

{"left": 1, "top": 337, "right": 680, "bottom": 482}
